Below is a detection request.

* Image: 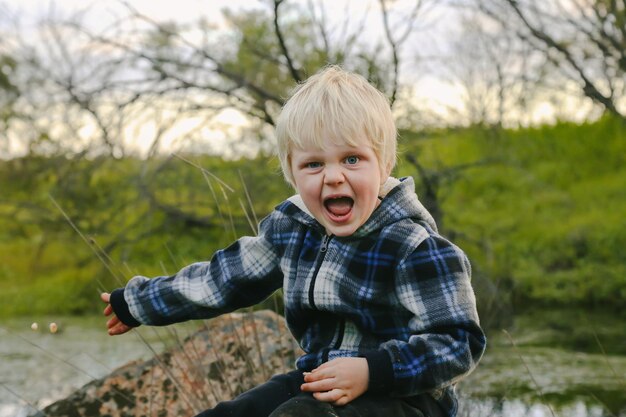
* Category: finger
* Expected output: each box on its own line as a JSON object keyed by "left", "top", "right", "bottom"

{"left": 304, "top": 371, "right": 326, "bottom": 382}
{"left": 305, "top": 366, "right": 335, "bottom": 382}
{"left": 301, "top": 378, "right": 336, "bottom": 393}
{"left": 332, "top": 395, "right": 351, "bottom": 407}
{"left": 109, "top": 326, "right": 124, "bottom": 336}
{"left": 109, "top": 323, "right": 130, "bottom": 336}
{"left": 312, "top": 389, "right": 344, "bottom": 403}
{"left": 107, "top": 316, "right": 120, "bottom": 329}
{"left": 103, "top": 304, "right": 113, "bottom": 317}
{"left": 100, "top": 292, "right": 110, "bottom": 303}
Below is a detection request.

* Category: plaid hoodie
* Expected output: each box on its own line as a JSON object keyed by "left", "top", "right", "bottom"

{"left": 111, "top": 176, "right": 486, "bottom": 416}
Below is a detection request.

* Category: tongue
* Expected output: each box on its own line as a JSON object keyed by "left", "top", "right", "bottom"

{"left": 326, "top": 197, "right": 353, "bottom": 216}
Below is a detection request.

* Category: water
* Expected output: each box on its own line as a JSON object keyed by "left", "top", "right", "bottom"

{"left": 456, "top": 308, "right": 626, "bottom": 417}
{"left": 1, "top": 310, "right": 624, "bottom": 417}
{"left": 0, "top": 315, "right": 192, "bottom": 417}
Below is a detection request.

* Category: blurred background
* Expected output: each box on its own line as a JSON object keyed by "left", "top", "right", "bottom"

{"left": 0, "top": 0, "right": 624, "bottom": 416}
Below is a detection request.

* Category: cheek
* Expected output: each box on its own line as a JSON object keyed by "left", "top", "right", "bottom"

{"left": 357, "top": 179, "right": 381, "bottom": 205}
{"left": 294, "top": 177, "right": 318, "bottom": 198}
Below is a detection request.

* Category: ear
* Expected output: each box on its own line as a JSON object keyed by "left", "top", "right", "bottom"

{"left": 381, "top": 161, "right": 393, "bottom": 182}
{"left": 379, "top": 170, "right": 390, "bottom": 192}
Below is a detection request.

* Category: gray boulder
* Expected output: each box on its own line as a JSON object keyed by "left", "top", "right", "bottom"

{"left": 34, "top": 310, "right": 301, "bottom": 417}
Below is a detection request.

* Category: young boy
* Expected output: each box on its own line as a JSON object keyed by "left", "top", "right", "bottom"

{"left": 101, "top": 66, "right": 486, "bottom": 417}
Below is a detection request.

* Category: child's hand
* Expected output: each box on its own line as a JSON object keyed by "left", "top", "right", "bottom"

{"left": 300, "top": 357, "right": 369, "bottom": 406}
{"left": 100, "top": 292, "right": 133, "bottom": 336}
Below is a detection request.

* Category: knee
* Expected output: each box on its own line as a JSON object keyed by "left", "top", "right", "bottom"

{"left": 269, "top": 395, "right": 335, "bottom": 417}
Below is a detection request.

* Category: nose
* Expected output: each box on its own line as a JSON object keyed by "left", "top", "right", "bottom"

{"left": 323, "top": 164, "right": 345, "bottom": 185}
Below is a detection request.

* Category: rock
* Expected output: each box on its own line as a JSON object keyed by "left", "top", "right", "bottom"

{"left": 33, "top": 310, "right": 302, "bottom": 417}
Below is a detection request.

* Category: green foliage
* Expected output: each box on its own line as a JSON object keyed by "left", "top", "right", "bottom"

{"left": 219, "top": 3, "right": 395, "bottom": 103}
{"left": 0, "top": 117, "right": 624, "bottom": 316}
{"left": 0, "top": 154, "right": 291, "bottom": 316}
{"left": 400, "top": 116, "right": 626, "bottom": 308}
{"left": 0, "top": 54, "right": 19, "bottom": 130}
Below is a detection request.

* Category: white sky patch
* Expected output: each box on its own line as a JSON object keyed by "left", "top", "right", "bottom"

{"left": 2, "top": 0, "right": 600, "bottom": 159}
{"left": 413, "top": 76, "right": 466, "bottom": 115}
{"left": 117, "top": 107, "right": 251, "bottom": 156}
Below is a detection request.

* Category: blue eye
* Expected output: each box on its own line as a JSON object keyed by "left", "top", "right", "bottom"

{"left": 345, "top": 156, "right": 360, "bottom": 165}
{"left": 307, "top": 162, "right": 322, "bottom": 169}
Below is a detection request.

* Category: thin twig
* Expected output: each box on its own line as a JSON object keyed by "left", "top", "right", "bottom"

{"left": 165, "top": 325, "right": 213, "bottom": 406}
{"left": 239, "top": 198, "right": 258, "bottom": 235}
{"left": 589, "top": 322, "right": 626, "bottom": 386}
{"left": 164, "top": 242, "right": 183, "bottom": 270}
{"left": 225, "top": 314, "right": 259, "bottom": 383}
{"left": 202, "top": 170, "right": 230, "bottom": 236}
{"left": 247, "top": 309, "right": 269, "bottom": 380}
{"left": 133, "top": 329, "right": 202, "bottom": 414}
{"left": 2, "top": 328, "right": 133, "bottom": 406}
{"left": 48, "top": 194, "right": 123, "bottom": 285}
{"left": 502, "top": 329, "right": 557, "bottom": 417}
{"left": 172, "top": 153, "right": 234, "bottom": 192}
{"left": 0, "top": 382, "right": 47, "bottom": 416}
{"left": 87, "top": 236, "right": 128, "bottom": 287}
{"left": 238, "top": 170, "right": 259, "bottom": 232}
{"left": 218, "top": 182, "right": 238, "bottom": 241}
{"left": 187, "top": 324, "right": 222, "bottom": 404}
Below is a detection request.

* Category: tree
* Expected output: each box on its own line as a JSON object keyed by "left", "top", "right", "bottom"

{"left": 0, "top": 54, "right": 19, "bottom": 155}
{"left": 0, "top": 1, "right": 435, "bottom": 275}
{"left": 1, "top": 1, "right": 512, "bottom": 316}
{"left": 444, "top": 9, "right": 542, "bottom": 127}
{"left": 474, "top": 0, "right": 626, "bottom": 121}
{"left": 1, "top": 1, "right": 435, "bottom": 157}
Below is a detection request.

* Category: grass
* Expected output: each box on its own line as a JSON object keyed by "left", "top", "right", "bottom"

{"left": 4, "top": 308, "right": 624, "bottom": 417}
{"left": 2, "top": 119, "right": 625, "bottom": 415}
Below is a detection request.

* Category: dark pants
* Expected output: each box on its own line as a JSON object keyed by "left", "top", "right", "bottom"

{"left": 195, "top": 370, "right": 445, "bottom": 417}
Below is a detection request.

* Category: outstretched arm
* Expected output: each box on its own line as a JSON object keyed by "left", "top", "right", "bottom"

{"left": 100, "top": 292, "right": 133, "bottom": 336}
{"left": 101, "top": 212, "right": 284, "bottom": 327}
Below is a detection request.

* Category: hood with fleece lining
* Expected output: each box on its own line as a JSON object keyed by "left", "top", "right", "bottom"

{"left": 284, "top": 176, "right": 438, "bottom": 238}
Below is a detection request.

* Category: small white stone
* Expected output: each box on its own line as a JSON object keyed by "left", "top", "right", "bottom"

{"left": 49, "top": 322, "right": 58, "bottom": 334}
{"left": 31, "top": 322, "right": 39, "bottom": 331}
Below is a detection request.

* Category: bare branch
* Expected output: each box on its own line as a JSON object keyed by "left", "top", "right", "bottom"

{"left": 504, "top": 0, "right": 621, "bottom": 117}
{"left": 378, "top": 0, "right": 424, "bottom": 107}
{"left": 379, "top": 0, "right": 400, "bottom": 107}
{"left": 307, "top": 0, "right": 331, "bottom": 55}
{"left": 120, "top": 3, "right": 286, "bottom": 106}
{"left": 272, "top": 0, "right": 302, "bottom": 82}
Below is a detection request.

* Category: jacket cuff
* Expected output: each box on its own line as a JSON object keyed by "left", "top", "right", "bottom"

{"left": 110, "top": 288, "right": 141, "bottom": 328}
{"left": 361, "top": 350, "right": 394, "bottom": 394}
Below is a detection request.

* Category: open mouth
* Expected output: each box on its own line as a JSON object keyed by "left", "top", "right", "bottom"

{"left": 324, "top": 196, "right": 354, "bottom": 219}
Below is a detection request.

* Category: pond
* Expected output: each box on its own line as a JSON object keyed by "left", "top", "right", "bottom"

{"left": 0, "top": 309, "right": 624, "bottom": 417}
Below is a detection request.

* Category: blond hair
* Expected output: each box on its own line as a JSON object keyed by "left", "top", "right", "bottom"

{"left": 275, "top": 65, "right": 397, "bottom": 187}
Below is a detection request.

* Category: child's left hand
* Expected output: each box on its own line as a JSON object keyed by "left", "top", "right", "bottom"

{"left": 100, "top": 292, "right": 133, "bottom": 336}
{"left": 300, "top": 357, "right": 369, "bottom": 406}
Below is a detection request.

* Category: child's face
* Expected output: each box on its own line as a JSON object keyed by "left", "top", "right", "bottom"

{"left": 290, "top": 139, "right": 387, "bottom": 236}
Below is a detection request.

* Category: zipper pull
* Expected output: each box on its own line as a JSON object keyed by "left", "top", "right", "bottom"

{"left": 320, "top": 235, "right": 331, "bottom": 253}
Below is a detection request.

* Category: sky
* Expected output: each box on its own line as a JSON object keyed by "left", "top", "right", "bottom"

{"left": 9, "top": 0, "right": 410, "bottom": 36}
{"left": 2, "top": 0, "right": 595, "bottom": 158}
{"left": 2, "top": 0, "right": 463, "bottom": 157}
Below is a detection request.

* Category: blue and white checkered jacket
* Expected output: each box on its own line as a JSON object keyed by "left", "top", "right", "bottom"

{"left": 112, "top": 176, "right": 486, "bottom": 416}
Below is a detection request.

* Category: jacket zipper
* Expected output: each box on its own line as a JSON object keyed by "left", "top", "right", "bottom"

{"left": 335, "top": 319, "right": 345, "bottom": 348}
{"left": 322, "top": 319, "right": 346, "bottom": 363}
{"left": 308, "top": 234, "right": 331, "bottom": 310}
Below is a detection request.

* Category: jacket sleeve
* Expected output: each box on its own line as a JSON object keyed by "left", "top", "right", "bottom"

{"left": 112, "top": 212, "right": 284, "bottom": 326}
{"left": 365, "top": 233, "right": 486, "bottom": 397}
